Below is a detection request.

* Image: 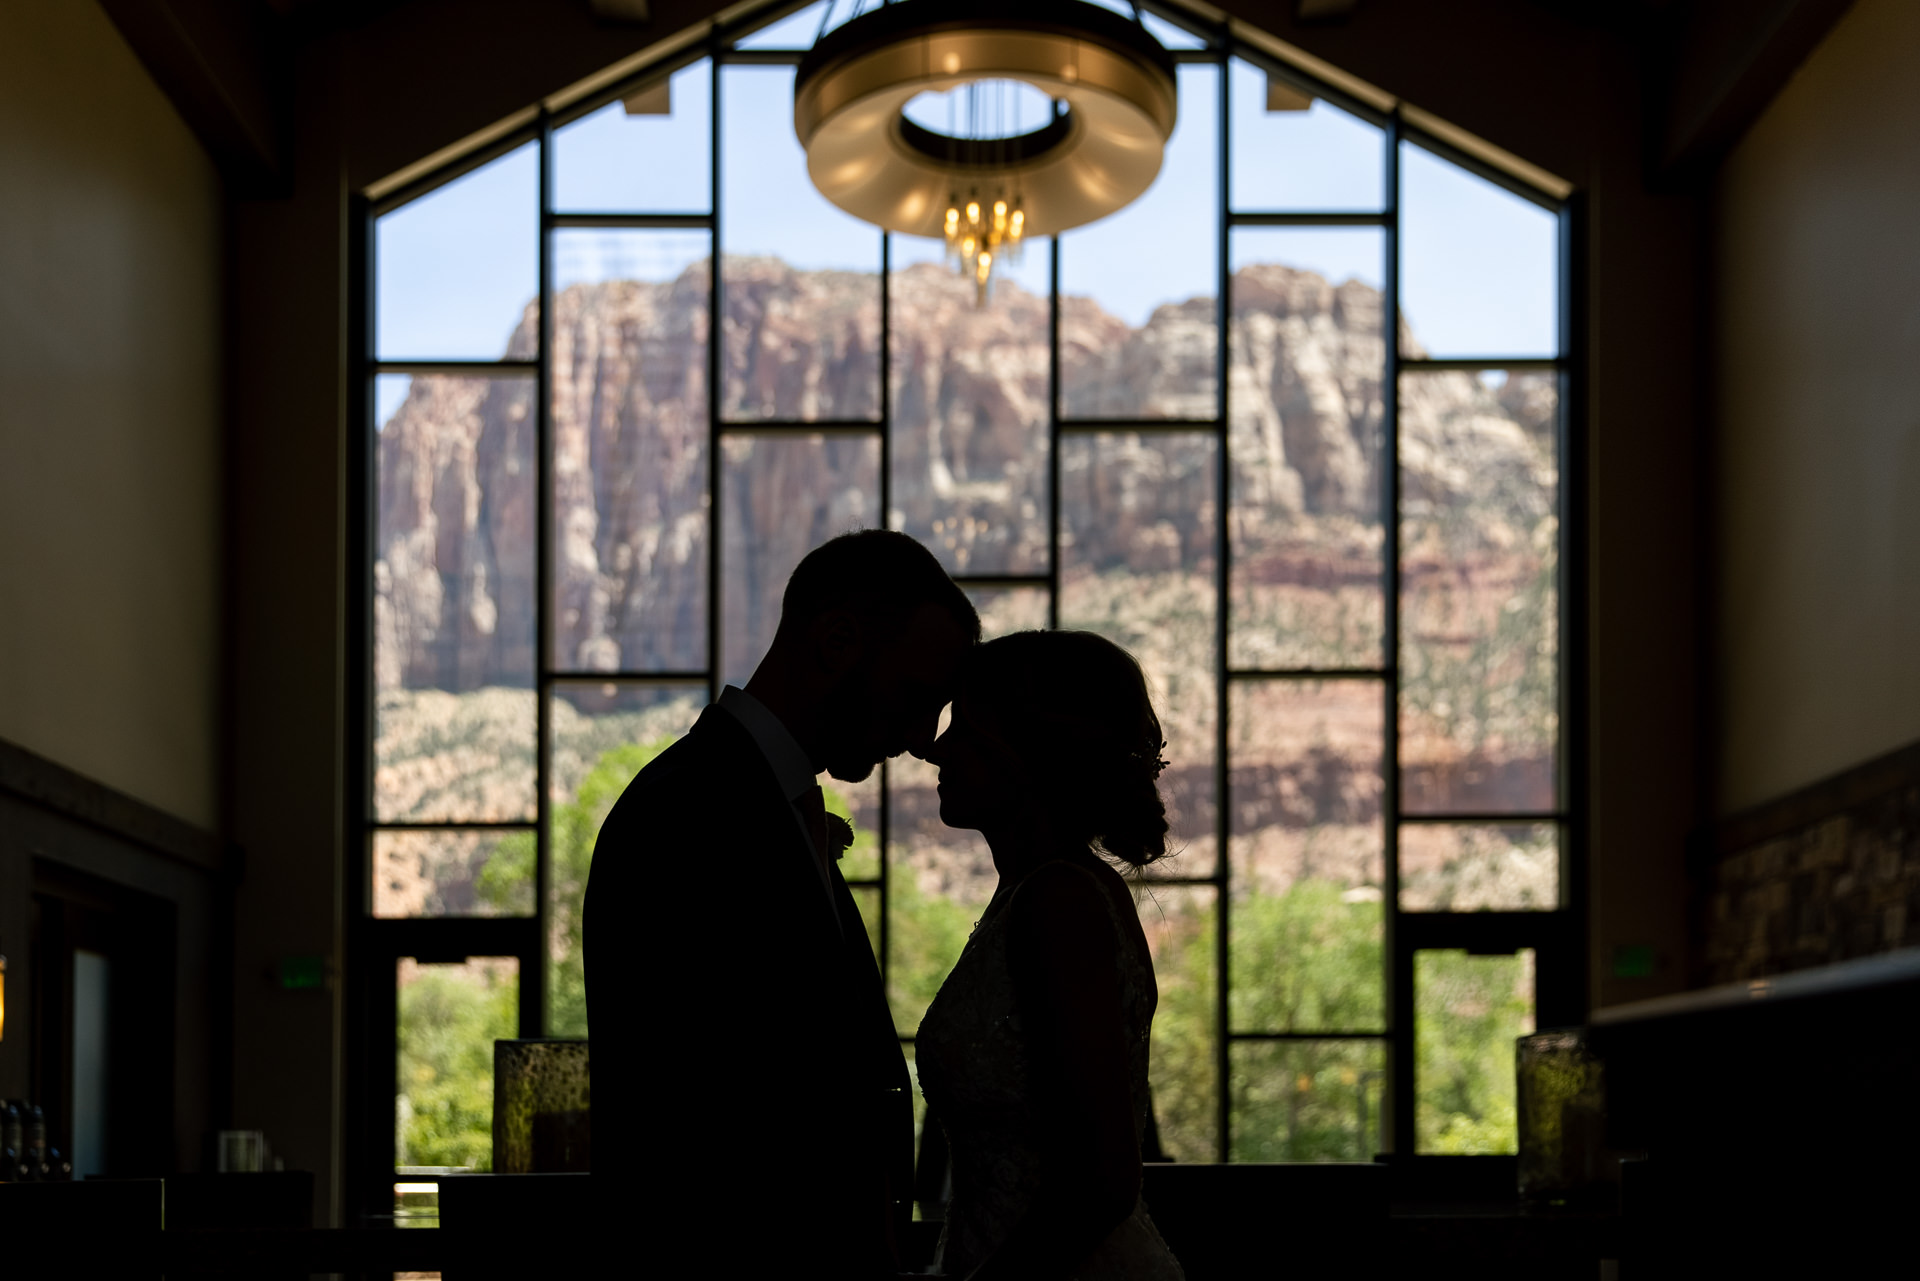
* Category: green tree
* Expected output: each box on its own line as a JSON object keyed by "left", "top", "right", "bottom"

{"left": 542, "top": 739, "right": 677, "bottom": 1035}
{"left": 1415, "top": 950, "right": 1531, "bottom": 1153}
{"left": 1138, "top": 885, "right": 1218, "bottom": 1163}
{"left": 1226, "top": 881, "right": 1385, "bottom": 1161}
{"left": 882, "top": 863, "right": 978, "bottom": 1036}
{"left": 396, "top": 962, "right": 518, "bottom": 1170}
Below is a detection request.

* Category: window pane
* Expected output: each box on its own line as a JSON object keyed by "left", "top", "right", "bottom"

{"left": 720, "top": 433, "right": 881, "bottom": 687}
{"left": 1400, "top": 370, "right": 1559, "bottom": 814}
{"left": 376, "top": 373, "right": 538, "bottom": 822}
{"left": 889, "top": 240, "right": 1050, "bottom": 576}
{"left": 1080, "top": 0, "right": 1202, "bottom": 47}
{"left": 393, "top": 1179, "right": 439, "bottom": 1228}
{"left": 1137, "top": 883, "right": 1216, "bottom": 1163}
{"left": 1230, "top": 1039, "right": 1385, "bottom": 1161}
{"left": 721, "top": 65, "right": 881, "bottom": 422}
{"left": 1228, "top": 228, "right": 1387, "bottom": 670}
{"left": 551, "top": 230, "right": 712, "bottom": 673}
{"left": 1060, "top": 63, "right": 1219, "bottom": 421}
{"left": 396, "top": 956, "right": 519, "bottom": 1172}
{"left": 1228, "top": 679, "right": 1384, "bottom": 1033}
{"left": 377, "top": 142, "right": 538, "bottom": 361}
{"left": 1400, "top": 143, "right": 1557, "bottom": 358}
{"left": 1399, "top": 822, "right": 1559, "bottom": 912}
{"left": 552, "top": 60, "right": 710, "bottom": 213}
{"left": 1141, "top": 10, "right": 1207, "bottom": 49}
{"left": 1415, "top": 949, "right": 1534, "bottom": 1154}
{"left": 1061, "top": 432, "right": 1218, "bottom": 877}
{"left": 373, "top": 830, "right": 534, "bottom": 919}
{"left": 1230, "top": 60, "right": 1383, "bottom": 212}
{"left": 735, "top": 0, "right": 836, "bottom": 49}
{"left": 548, "top": 682, "right": 704, "bottom": 1035}
{"left": 966, "top": 585, "right": 1050, "bottom": 640}
{"left": 826, "top": 768, "right": 883, "bottom": 883}
{"left": 886, "top": 751, "right": 996, "bottom": 1037}
{"left": 850, "top": 885, "right": 882, "bottom": 965}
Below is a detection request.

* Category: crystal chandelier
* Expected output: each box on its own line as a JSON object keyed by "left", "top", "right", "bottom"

{"left": 794, "top": 0, "right": 1176, "bottom": 303}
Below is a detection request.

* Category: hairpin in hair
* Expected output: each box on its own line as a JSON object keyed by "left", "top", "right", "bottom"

{"left": 1131, "top": 738, "right": 1170, "bottom": 779}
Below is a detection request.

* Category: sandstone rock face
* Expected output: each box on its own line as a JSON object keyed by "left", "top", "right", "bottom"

{"left": 376, "top": 255, "right": 1558, "bottom": 846}
{"left": 377, "top": 257, "right": 1542, "bottom": 685}
{"left": 376, "top": 377, "right": 537, "bottom": 693}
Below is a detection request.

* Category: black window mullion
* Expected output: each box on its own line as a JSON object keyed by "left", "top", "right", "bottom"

{"left": 1398, "top": 811, "right": 1566, "bottom": 825}
{"left": 1228, "top": 1031, "right": 1388, "bottom": 1042}
{"left": 374, "top": 360, "right": 538, "bottom": 376}
{"left": 372, "top": 820, "right": 539, "bottom": 833}
{"left": 707, "top": 47, "right": 723, "bottom": 706}
{"left": 718, "top": 47, "right": 805, "bottom": 67}
{"left": 1048, "top": 237, "right": 1062, "bottom": 632}
{"left": 1212, "top": 40, "right": 1232, "bottom": 1165}
{"left": 1399, "top": 357, "right": 1563, "bottom": 373}
{"left": 716, "top": 420, "right": 883, "bottom": 435}
{"left": 1227, "top": 212, "right": 1388, "bottom": 227}
{"left": 548, "top": 213, "right": 713, "bottom": 229}
{"left": 1383, "top": 105, "right": 1411, "bottom": 1160}
{"left": 547, "top": 670, "right": 712, "bottom": 684}
{"left": 1134, "top": 873, "right": 1220, "bottom": 888}
{"left": 532, "top": 107, "right": 555, "bottom": 1042}
{"left": 1398, "top": 910, "right": 1576, "bottom": 960}
{"left": 1550, "top": 195, "right": 1588, "bottom": 1029}
{"left": 879, "top": 230, "right": 892, "bottom": 1005}
{"left": 953, "top": 574, "right": 1052, "bottom": 590}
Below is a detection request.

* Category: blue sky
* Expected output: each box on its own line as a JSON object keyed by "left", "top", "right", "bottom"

{"left": 375, "top": 33, "right": 1558, "bottom": 424}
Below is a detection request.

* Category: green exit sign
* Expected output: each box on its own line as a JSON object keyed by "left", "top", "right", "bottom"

{"left": 277, "top": 955, "right": 327, "bottom": 990}
{"left": 1611, "top": 945, "right": 1656, "bottom": 978}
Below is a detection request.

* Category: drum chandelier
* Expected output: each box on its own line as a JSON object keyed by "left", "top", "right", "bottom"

{"left": 793, "top": 0, "right": 1178, "bottom": 302}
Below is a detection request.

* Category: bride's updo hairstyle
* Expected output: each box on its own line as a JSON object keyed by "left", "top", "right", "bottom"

{"left": 960, "top": 630, "right": 1172, "bottom": 872}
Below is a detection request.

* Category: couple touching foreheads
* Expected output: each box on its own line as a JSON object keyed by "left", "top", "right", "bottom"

{"left": 585, "top": 530, "right": 1185, "bottom": 1280}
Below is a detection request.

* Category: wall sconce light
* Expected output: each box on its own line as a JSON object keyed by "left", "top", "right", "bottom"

{"left": 1, "top": 932, "right": 8, "bottom": 1042}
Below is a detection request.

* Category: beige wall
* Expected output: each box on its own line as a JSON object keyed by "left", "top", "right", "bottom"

{"left": 1715, "top": 0, "right": 1920, "bottom": 814}
{"left": 0, "top": 0, "right": 224, "bottom": 830}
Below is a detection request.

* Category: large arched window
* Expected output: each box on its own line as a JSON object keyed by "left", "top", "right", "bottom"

{"left": 354, "top": 0, "right": 1577, "bottom": 1225}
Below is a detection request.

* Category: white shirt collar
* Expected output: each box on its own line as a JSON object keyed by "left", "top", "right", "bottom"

{"left": 717, "top": 685, "right": 817, "bottom": 802}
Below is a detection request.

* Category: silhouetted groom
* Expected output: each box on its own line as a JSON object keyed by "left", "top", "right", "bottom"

{"left": 585, "top": 530, "right": 979, "bottom": 1276}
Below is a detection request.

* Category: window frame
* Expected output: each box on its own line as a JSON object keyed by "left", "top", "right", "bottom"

{"left": 346, "top": 0, "right": 1585, "bottom": 1225}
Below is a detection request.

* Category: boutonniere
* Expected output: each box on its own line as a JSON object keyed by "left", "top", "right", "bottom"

{"left": 825, "top": 812, "right": 855, "bottom": 860}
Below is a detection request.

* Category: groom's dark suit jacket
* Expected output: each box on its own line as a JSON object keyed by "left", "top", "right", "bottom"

{"left": 584, "top": 704, "right": 912, "bottom": 1275}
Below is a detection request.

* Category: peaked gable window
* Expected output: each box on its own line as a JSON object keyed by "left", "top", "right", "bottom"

{"left": 355, "top": 0, "right": 1578, "bottom": 1223}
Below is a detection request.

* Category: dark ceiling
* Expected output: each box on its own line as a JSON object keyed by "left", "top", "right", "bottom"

{"left": 101, "top": 0, "right": 1856, "bottom": 194}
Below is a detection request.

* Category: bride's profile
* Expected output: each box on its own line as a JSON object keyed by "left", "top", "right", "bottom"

{"left": 917, "top": 629, "right": 1185, "bottom": 1280}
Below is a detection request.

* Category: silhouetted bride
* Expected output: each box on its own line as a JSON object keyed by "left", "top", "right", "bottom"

{"left": 918, "top": 630, "right": 1185, "bottom": 1280}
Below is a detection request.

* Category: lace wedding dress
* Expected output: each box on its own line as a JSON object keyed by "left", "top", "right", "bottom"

{"left": 917, "top": 859, "right": 1185, "bottom": 1280}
